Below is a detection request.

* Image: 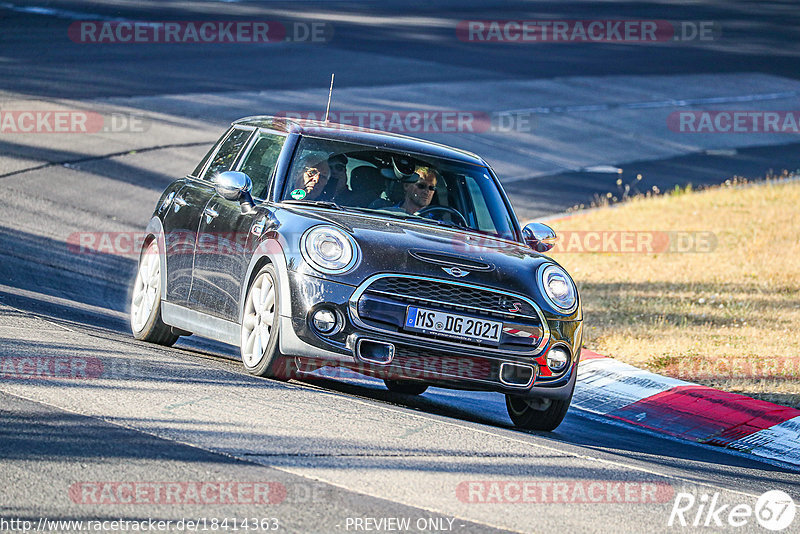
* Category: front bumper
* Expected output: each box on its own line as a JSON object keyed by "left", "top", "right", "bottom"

{"left": 281, "top": 271, "right": 582, "bottom": 400}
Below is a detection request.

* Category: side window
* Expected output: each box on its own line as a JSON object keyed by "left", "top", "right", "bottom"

{"left": 238, "top": 132, "right": 286, "bottom": 199}
{"left": 202, "top": 128, "right": 253, "bottom": 180}
{"left": 189, "top": 143, "right": 218, "bottom": 178}
{"left": 191, "top": 144, "right": 217, "bottom": 177}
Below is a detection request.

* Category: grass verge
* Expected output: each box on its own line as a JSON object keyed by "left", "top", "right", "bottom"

{"left": 547, "top": 178, "right": 800, "bottom": 408}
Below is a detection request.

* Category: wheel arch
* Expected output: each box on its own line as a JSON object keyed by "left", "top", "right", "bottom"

{"left": 238, "top": 238, "right": 292, "bottom": 325}
{"left": 143, "top": 216, "right": 168, "bottom": 300}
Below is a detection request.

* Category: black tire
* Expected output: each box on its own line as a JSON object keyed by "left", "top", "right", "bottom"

{"left": 505, "top": 382, "right": 574, "bottom": 431}
{"left": 131, "top": 241, "right": 179, "bottom": 347}
{"left": 241, "top": 264, "right": 296, "bottom": 380}
{"left": 384, "top": 379, "right": 428, "bottom": 395}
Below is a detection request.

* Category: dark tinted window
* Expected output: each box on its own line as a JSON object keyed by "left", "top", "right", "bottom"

{"left": 203, "top": 128, "right": 252, "bottom": 180}
{"left": 238, "top": 132, "right": 286, "bottom": 199}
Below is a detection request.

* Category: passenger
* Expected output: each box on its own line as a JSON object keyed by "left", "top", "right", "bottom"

{"left": 290, "top": 155, "right": 330, "bottom": 201}
{"left": 319, "top": 153, "right": 349, "bottom": 201}
{"left": 398, "top": 166, "right": 438, "bottom": 214}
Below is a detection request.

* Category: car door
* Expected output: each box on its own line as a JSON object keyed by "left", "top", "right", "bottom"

{"left": 161, "top": 126, "right": 254, "bottom": 306}
{"left": 188, "top": 130, "right": 287, "bottom": 321}
{"left": 160, "top": 133, "right": 223, "bottom": 305}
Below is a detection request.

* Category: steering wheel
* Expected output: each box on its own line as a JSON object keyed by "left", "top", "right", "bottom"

{"left": 416, "top": 205, "right": 469, "bottom": 227}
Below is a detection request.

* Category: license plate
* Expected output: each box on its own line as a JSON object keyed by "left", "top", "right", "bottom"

{"left": 404, "top": 306, "right": 503, "bottom": 345}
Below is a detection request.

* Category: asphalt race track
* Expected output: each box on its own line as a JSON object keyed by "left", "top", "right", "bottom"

{"left": 1, "top": 1, "right": 800, "bottom": 533}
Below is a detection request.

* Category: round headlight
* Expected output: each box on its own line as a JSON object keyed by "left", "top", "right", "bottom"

{"left": 301, "top": 226, "right": 359, "bottom": 274}
{"left": 539, "top": 264, "right": 577, "bottom": 312}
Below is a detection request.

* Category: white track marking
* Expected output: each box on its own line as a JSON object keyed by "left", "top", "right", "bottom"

{"left": 0, "top": 2, "right": 125, "bottom": 21}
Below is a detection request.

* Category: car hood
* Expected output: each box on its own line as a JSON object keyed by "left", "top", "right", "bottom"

{"left": 279, "top": 206, "right": 564, "bottom": 307}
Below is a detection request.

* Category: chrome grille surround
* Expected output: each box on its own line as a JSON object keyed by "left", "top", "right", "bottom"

{"left": 348, "top": 273, "right": 550, "bottom": 356}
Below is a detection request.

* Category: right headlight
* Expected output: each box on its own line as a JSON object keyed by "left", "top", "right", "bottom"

{"left": 538, "top": 264, "right": 577, "bottom": 313}
{"left": 300, "top": 225, "right": 359, "bottom": 274}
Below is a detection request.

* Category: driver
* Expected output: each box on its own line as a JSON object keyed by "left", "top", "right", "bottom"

{"left": 291, "top": 155, "right": 330, "bottom": 201}
{"left": 399, "top": 166, "right": 437, "bottom": 214}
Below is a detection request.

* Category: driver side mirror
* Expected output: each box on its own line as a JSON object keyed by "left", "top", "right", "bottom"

{"left": 214, "top": 171, "right": 252, "bottom": 200}
{"left": 522, "top": 222, "right": 557, "bottom": 253}
{"left": 213, "top": 171, "right": 256, "bottom": 213}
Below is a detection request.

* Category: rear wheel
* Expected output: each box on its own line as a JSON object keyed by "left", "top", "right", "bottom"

{"left": 131, "top": 240, "right": 179, "bottom": 346}
{"left": 505, "top": 382, "right": 574, "bottom": 431}
{"left": 241, "top": 264, "right": 295, "bottom": 379}
{"left": 384, "top": 379, "right": 428, "bottom": 395}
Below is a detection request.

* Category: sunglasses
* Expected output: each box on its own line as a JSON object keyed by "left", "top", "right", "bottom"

{"left": 415, "top": 181, "right": 437, "bottom": 192}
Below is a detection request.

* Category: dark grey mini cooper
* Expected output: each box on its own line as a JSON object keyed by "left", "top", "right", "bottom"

{"left": 131, "top": 116, "right": 582, "bottom": 430}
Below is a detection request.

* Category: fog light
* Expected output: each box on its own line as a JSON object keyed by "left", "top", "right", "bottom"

{"left": 547, "top": 346, "right": 570, "bottom": 372}
{"left": 312, "top": 308, "right": 339, "bottom": 334}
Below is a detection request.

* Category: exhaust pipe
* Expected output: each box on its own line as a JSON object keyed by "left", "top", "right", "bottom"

{"left": 499, "top": 362, "right": 536, "bottom": 388}
{"left": 356, "top": 339, "right": 395, "bottom": 365}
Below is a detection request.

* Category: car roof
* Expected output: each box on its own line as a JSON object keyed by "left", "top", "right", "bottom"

{"left": 232, "top": 115, "right": 487, "bottom": 166}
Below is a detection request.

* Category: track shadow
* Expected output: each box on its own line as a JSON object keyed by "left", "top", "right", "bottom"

{"left": 0, "top": 138, "right": 200, "bottom": 191}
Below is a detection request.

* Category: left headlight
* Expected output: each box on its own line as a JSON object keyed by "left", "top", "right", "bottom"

{"left": 538, "top": 264, "right": 578, "bottom": 313}
{"left": 300, "top": 225, "right": 359, "bottom": 274}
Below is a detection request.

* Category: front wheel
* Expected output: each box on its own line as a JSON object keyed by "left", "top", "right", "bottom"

{"left": 384, "top": 379, "right": 428, "bottom": 395}
{"left": 505, "top": 386, "right": 573, "bottom": 431}
{"left": 241, "top": 264, "right": 295, "bottom": 380}
{"left": 131, "top": 240, "right": 179, "bottom": 346}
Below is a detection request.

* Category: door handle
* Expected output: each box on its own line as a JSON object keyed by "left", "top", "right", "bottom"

{"left": 173, "top": 196, "right": 188, "bottom": 207}
{"left": 204, "top": 207, "right": 219, "bottom": 220}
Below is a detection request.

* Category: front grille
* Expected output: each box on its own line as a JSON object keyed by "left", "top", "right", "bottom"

{"left": 350, "top": 274, "right": 548, "bottom": 354}
{"left": 366, "top": 276, "right": 540, "bottom": 320}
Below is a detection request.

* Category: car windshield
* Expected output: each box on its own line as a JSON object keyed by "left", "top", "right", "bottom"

{"left": 280, "top": 136, "right": 517, "bottom": 240}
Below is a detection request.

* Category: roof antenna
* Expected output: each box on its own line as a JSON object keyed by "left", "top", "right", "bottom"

{"left": 324, "top": 73, "right": 335, "bottom": 123}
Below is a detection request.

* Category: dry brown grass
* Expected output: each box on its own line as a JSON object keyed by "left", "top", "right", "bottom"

{"left": 547, "top": 179, "right": 800, "bottom": 408}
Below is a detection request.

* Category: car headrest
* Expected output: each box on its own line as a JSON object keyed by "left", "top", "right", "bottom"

{"left": 349, "top": 166, "right": 385, "bottom": 195}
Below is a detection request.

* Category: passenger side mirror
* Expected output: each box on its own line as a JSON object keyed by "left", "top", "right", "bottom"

{"left": 522, "top": 222, "right": 557, "bottom": 253}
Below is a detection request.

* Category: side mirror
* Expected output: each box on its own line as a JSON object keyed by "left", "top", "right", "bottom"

{"left": 214, "top": 171, "right": 252, "bottom": 201}
{"left": 522, "top": 222, "right": 557, "bottom": 253}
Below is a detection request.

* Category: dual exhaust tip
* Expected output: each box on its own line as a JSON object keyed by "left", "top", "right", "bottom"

{"left": 353, "top": 338, "right": 536, "bottom": 388}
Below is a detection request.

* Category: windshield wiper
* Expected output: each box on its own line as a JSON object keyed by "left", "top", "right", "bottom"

{"left": 281, "top": 200, "right": 345, "bottom": 211}
{"left": 407, "top": 216, "right": 465, "bottom": 231}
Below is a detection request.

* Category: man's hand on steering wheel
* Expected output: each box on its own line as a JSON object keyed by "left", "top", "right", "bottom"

{"left": 415, "top": 205, "right": 469, "bottom": 227}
